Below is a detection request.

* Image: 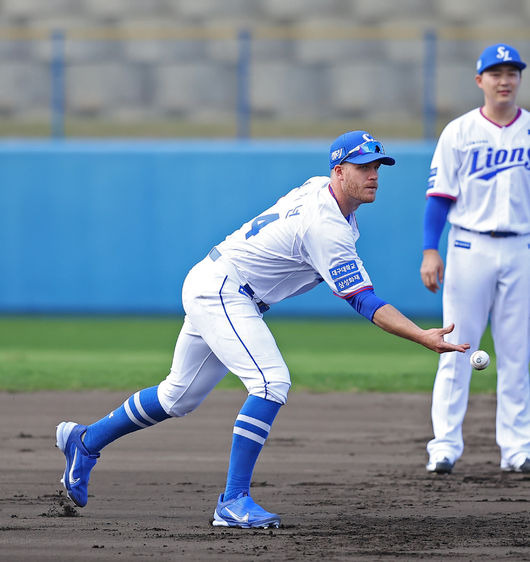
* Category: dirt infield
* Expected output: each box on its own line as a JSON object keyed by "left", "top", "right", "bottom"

{"left": 1, "top": 390, "right": 529, "bottom": 561}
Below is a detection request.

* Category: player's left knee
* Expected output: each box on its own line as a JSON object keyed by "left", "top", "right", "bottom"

{"left": 157, "top": 378, "right": 202, "bottom": 418}
{"left": 261, "top": 380, "right": 291, "bottom": 405}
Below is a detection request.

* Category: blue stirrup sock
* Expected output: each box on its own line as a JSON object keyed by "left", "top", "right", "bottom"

{"left": 82, "top": 385, "right": 171, "bottom": 454}
{"left": 223, "top": 395, "right": 282, "bottom": 501}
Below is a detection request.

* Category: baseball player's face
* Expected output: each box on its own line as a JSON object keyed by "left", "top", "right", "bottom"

{"left": 336, "top": 161, "right": 381, "bottom": 207}
{"left": 475, "top": 65, "right": 521, "bottom": 106}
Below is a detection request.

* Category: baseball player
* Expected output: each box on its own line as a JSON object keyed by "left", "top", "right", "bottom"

{"left": 421, "top": 43, "right": 530, "bottom": 475}
{"left": 56, "top": 130, "right": 469, "bottom": 528}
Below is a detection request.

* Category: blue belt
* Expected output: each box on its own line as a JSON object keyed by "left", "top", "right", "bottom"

{"left": 208, "top": 247, "right": 270, "bottom": 313}
{"left": 460, "top": 227, "right": 518, "bottom": 238}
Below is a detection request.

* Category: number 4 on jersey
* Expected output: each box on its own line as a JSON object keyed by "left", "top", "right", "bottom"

{"left": 245, "top": 213, "right": 279, "bottom": 239}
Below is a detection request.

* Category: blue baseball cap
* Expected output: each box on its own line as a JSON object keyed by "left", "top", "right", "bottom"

{"left": 476, "top": 43, "right": 526, "bottom": 74}
{"left": 329, "top": 130, "right": 395, "bottom": 170}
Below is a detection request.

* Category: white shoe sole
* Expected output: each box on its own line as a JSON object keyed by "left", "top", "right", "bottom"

{"left": 426, "top": 459, "right": 453, "bottom": 474}
{"left": 56, "top": 421, "right": 77, "bottom": 452}
{"left": 56, "top": 421, "right": 78, "bottom": 492}
{"left": 212, "top": 510, "right": 280, "bottom": 529}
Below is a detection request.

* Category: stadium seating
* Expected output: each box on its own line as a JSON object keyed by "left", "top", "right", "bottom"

{"left": 0, "top": 0, "right": 528, "bottom": 135}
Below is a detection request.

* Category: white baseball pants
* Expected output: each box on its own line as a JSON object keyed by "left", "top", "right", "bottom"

{"left": 427, "top": 226, "right": 530, "bottom": 468}
{"left": 158, "top": 255, "right": 291, "bottom": 417}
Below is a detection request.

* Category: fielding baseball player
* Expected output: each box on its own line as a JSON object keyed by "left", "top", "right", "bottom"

{"left": 421, "top": 43, "right": 530, "bottom": 475}
{"left": 56, "top": 130, "right": 469, "bottom": 528}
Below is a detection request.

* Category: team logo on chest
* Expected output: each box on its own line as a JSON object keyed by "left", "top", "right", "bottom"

{"left": 468, "top": 145, "right": 530, "bottom": 180}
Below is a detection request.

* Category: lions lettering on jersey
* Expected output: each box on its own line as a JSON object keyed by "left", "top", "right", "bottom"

{"left": 430, "top": 146, "right": 530, "bottom": 184}
{"left": 468, "top": 145, "right": 530, "bottom": 180}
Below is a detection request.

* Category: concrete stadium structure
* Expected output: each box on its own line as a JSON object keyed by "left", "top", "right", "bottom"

{"left": 0, "top": 0, "right": 528, "bottom": 137}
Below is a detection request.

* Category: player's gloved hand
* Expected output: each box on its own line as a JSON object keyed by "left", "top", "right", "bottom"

{"left": 421, "top": 323, "right": 470, "bottom": 354}
{"left": 420, "top": 249, "right": 444, "bottom": 293}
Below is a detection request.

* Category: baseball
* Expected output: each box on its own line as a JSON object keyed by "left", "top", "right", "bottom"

{"left": 470, "top": 350, "right": 490, "bottom": 370}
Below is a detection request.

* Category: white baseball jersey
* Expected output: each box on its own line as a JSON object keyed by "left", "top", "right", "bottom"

{"left": 426, "top": 107, "right": 530, "bottom": 233}
{"left": 216, "top": 176, "right": 373, "bottom": 305}
{"left": 159, "top": 175, "right": 377, "bottom": 411}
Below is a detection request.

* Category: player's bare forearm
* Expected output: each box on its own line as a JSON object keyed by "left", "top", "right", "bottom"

{"left": 372, "top": 304, "right": 470, "bottom": 354}
{"left": 420, "top": 249, "right": 444, "bottom": 293}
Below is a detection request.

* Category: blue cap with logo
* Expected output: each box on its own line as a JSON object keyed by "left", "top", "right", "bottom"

{"left": 329, "top": 130, "right": 395, "bottom": 170}
{"left": 476, "top": 43, "right": 526, "bottom": 74}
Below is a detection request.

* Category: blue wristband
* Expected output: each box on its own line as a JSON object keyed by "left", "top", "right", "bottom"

{"left": 347, "top": 289, "right": 387, "bottom": 321}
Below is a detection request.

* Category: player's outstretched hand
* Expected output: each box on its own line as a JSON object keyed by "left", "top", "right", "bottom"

{"left": 420, "top": 249, "right": 444, "bottom": 293}
{"left": 422, "top": 323, "right": 470, "bottom": 354}
{"left": 371, "top": 305, "right": 470, "bottom": 354}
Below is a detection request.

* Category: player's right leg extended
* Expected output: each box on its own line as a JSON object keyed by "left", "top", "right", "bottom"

{"left": 56, "top": 318, "right": 229, "bottom": 507}
{"left": 56, "top": 385, "right": 171, "bottom": 507}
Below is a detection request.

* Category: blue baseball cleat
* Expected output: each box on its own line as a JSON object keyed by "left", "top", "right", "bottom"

{"left": 56, "top": 421, "right": 100, "bottom": 507}
{"left": 212, "top": 492, "right": 281, "bottom": 528}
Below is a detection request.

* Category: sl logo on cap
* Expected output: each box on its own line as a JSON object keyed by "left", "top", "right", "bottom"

{"left": 496, "top": 46, "right": 513, "bottom": 62}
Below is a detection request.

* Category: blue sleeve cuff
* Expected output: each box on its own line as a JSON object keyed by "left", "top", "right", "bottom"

{"left": 423, "top": 195, "right": 451, "bottom": 250}
{"left": 346, "top": 288, "right": 387, "bottom": 321}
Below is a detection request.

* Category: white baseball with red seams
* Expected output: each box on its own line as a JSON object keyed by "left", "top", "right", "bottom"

{"left": 470, "top": 350, "right": 490, "bottom": 370}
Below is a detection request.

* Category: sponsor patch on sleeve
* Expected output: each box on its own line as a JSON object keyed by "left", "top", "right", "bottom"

{"left": 427, "top": 167, "right": 437, "bottom": 189}
{"left": 329, "top": 261, "right": 364, "bottom": 292}
{"left": 329, "top": 260, "right": 359, "bottom": 280}
{"left": 335, "top": 272, "right": 364, "bottom": 291}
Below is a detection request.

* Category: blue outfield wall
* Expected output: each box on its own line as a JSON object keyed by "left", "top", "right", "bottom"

{"left": 0, "top": 139, "right": 445, "bottom": 317}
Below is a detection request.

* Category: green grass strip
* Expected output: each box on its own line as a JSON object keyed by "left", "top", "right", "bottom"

{"left": 0, "top": 316, "right": 497, "bottom": 393}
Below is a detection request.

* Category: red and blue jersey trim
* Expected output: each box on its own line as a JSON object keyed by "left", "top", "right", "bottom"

{"left": 426, "top": 192, "right": 457, "bottom": 201}
{"left": 479, "top": 106, "right": 521, "bottom": 128}
{"left": 333, "top": 284, "right": 373, "bottom": 299}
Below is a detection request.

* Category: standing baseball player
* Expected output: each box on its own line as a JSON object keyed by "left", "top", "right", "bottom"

{"left": 420, "top": 43, "right": 530, "bottom": 475}
{"left": 56, "top": 130, "right": 470, "bottom": 528}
